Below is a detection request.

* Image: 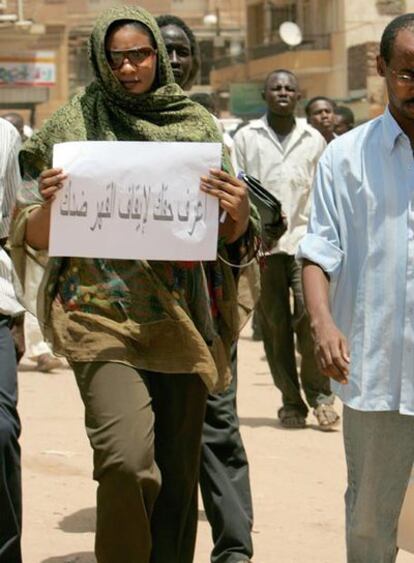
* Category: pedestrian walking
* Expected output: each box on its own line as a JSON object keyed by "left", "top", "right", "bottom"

{"left": 233, "top": 70, "right": 339, "bottom": 430}
{"left": 298, "top": 13, "right": 414, "bottom": 562}
{"left": 158, "top": 15, "right": 255, "bottom": 563}
{"left": 334, "top": 106, "right": 355, "bottom": 135}
{"left": 0, "top": 116, "right": 24, "bottom": 563}
{"left": 305, "top": 96, "right": 337, "bottom": 143}
{"left": 11, "top": 6, "right": 257, "bottom": 563}
{"left": 3, "top": 112, "right": 63, "bottom": 373}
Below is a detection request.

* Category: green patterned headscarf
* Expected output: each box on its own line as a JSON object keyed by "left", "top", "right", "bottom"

{"left": 20, "top": 4, "right": 223, "bottom": 178}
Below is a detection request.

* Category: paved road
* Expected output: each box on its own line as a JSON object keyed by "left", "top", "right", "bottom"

{"left": 18, "top": 323, "right": 414, "bottom": 562}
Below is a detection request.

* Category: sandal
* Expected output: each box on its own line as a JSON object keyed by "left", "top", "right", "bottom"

{"left": 313, "top": 404, "right": 340, "bottom": 430}
{"left": 278, "top": 406, "right": 307, "bottom": 429}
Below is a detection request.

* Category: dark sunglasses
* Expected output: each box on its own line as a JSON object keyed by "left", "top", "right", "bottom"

{"left": 107, "top": 46, "right": 157, "bottom": 70}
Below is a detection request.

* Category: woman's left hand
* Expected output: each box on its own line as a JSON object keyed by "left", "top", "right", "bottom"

{"left": 200, "top": 169, "right": 250, "bottom": 243}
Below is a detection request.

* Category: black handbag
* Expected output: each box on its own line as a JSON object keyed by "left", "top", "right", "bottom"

{"left": 238, "top": 172, "right": 287, "bottom": 249}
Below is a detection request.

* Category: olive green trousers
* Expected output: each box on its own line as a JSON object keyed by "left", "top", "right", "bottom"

{"left": 72, "top": 361, "right": 208, "bottom": 563}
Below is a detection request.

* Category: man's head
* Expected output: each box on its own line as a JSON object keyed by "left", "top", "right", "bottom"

{"left": 2, "top": 112, "right": 24, "bottom": 138}
{"left": 156, "top": 14, "right": 200, "bottom": 90}
{"left": 262, "top": 69, "right": 300, "bottom": 117}
{"left": 334, "top": 106, "right": 355, "bottom": 135}
{"left": 377, "top": 14, "right": 414, "bottom": 123}
{"left": 305, "top": 96, "right": 336, "bottom": 140}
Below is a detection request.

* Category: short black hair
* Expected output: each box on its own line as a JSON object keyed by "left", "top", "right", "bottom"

{"left": 156, "top": 14, "right": 200, "bottom": 87}
{"left": 334, "top": 105, "right": 355, "bottom": 125}
{"left": 2, "top": 112, "right": 24, "bottom": 127}
{"left": 264, "top": 68, "right": 298, "bottom": 90}
{"left": 380, "top": 13, "right": 414, "bottom": 65}
{"left": 156, "top": 14, "right": 197, "bottom": 57}
{"left": 305, "top": 96, "right": 336, "bottom": 116}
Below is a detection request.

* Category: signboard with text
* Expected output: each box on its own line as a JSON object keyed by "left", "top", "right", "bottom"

{"left": 0, "top": 51, "right": 56, "bottom": 86}
{"left": 50, "top": 141, "right": 221, "bottom": 261}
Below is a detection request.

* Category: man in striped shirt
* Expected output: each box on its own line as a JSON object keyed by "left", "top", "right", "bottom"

{"left": 0, "top": 116, "right": 24, "bottom": 562}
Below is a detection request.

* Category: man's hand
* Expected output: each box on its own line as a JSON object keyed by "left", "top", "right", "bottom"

{"left": 311, "top": 317, "right": 350, "bottom": 384}
{"left": 302, "top": 260, "right": 350, "bottom": 385}
{"left": 11, "top": 314, "right": 25, "bottom": 364}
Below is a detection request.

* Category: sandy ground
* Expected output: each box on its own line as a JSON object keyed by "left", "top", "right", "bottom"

{"left": 18, "top": 323, "right": 414, "bottom": 563}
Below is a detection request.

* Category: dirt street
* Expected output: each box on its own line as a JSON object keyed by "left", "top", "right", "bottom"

{"left": 18, "top": 323, "right": 414, "bottom": 563}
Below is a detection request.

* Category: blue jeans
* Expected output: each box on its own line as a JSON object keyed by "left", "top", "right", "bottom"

{"left": 0, "top": 316, "right": 21, "bottom": 563}
{"left": 343, "top": 405, "right": 414, "bottom": 563}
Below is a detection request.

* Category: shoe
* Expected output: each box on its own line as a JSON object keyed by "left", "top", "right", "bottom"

{"left": 36, "top": 353, "right": 64, "bottom": 373}
{"left": 313, "top": 404, "right": 340, "bottom": 431}
{"left": 278, "top": 406, "right": 307, "bottom": 429}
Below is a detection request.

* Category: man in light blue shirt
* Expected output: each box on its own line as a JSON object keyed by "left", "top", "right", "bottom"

{"left": 298, "top": 13, "right": 414, "bottom": 562}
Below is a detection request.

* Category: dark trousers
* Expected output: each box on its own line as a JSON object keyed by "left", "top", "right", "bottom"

{"left": 0, "top": 316, "right": 22, "bottom": 563}
{"left": 257, "top": 254, "right": 333, "bottom": 415}
{"left": 72, "top": 361, "right": 208, "bottom": 563}
{"left": 200, "top": 344, "right": 254, "bottom": 563}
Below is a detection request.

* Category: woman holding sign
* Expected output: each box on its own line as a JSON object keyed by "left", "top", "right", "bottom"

{"left": 11, "top": 5, "right": 258, "bottom": 563}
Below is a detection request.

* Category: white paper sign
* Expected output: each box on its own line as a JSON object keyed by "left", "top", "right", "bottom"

{"left": 50, "top": 141, "right": 221, "bottom": 260}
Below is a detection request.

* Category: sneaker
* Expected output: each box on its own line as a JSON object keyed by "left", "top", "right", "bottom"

{"left": 36, "top": 353, "right": 64, "bottom": 373}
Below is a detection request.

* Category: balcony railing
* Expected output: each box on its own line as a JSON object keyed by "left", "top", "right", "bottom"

{"left": 212, "top": 34, "right": 331, "bottom": 69}
{"left": 213, "top": 53, "right": 246, "bottom": 70}
{"left": 249, "top": 33, "right": 331, "bottom": 60}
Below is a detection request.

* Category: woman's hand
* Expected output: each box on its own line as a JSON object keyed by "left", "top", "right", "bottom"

{"left": 39, "top": 168, "right": 67, "bottom": 204}
{"left": 25, "top": 168, "right": 67, "bottom": 250}
{"left": 200, "top": 169, "right": 250, "bottom": 243}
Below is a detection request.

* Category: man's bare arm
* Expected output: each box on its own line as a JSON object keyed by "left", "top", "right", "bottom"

{"left": 302, "top": 259, "right": 350, "bottom": 384}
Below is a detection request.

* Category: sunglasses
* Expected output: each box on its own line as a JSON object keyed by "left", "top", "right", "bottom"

{"left": 107, "top": 46, "right": 157, "bottom": 70}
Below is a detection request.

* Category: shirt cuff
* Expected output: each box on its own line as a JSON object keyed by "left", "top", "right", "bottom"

{"left": 0, "top": 219, "right": 10, "bottom": 239}
{"left": 296, "top": 234, "right": 344, "bottom": 278}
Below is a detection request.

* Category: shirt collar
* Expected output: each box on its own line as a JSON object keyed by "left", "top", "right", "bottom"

{"left": 253, "top": 114, "right": 311, "bottom": 136}
{"left": 382, "top": 105, "right": 406, "bottom": 152}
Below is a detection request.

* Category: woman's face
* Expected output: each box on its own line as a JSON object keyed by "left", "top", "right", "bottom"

{"left": 106, "top": 24, "right": 157, "bottom": 95}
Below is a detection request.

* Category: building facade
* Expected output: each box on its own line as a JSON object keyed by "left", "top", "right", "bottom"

{"left": 0, "top": 0, "right": 245, "bottom": 125}
{"left": 0, "top": 0, "right": 413, "bottom": 124}
{"left": 212, "top": 0, "right": 414, "bottom": 120}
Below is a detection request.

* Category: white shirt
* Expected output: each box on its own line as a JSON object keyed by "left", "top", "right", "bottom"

{"left": 297, "top": 107, "right": 414, "bottom": 414}
{"left": 232, "top": 115, "right": 326, "bottom": 255}
{"left": 0, "top": 118, "right": 24, "bottom": 316}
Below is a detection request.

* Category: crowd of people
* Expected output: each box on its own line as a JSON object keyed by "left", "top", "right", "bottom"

{"left": 1, "top": 5, "right": 414, "bottom": 563}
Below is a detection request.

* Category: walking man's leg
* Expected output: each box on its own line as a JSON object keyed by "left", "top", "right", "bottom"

{"left": 257, "top": 254, "right": 308, "bottom": 427}
{"left": 0, "top": 316, "right": 22, "bottom": 563}
{"left": 290, "top": 257, "right": 338, "bottom": 428}
{"left": 200, "top": 343, "right": 254, "bottom": 563}
{"left": 343, "top": 405, "right": 414, "bottom": 563}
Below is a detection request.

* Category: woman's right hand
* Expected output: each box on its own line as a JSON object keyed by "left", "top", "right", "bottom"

{"left": 39, "top": 168, "right": 67, "bottom": 204}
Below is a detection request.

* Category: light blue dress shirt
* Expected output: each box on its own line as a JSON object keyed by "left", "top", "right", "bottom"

{"left": 297, "top": 107, "right": 414, "bottom": 414}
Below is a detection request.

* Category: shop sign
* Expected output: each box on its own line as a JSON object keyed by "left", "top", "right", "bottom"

{"left": 0, "top": 51, "right": 56, "bottom": 86}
